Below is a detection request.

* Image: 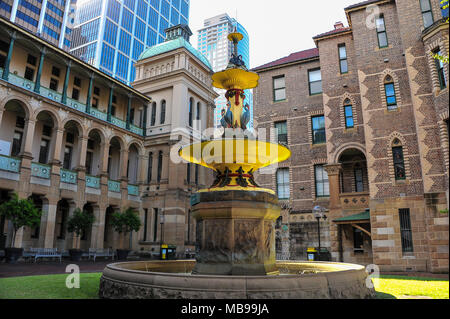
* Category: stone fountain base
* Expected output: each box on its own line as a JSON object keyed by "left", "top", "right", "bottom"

{"left": 98, "top": 260, "right": 376, "bottom": 299}
{"left": 191, "top": 190, "right": 280, "bottom": 276}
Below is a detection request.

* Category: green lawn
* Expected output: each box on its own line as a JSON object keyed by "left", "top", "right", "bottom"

{"left": 0, "top": 273, "right": 102, "bottom": 299}
{"left": 373, "top": 275, "right": 449, "bottom": 299}
{"left": 0, "top": 273, "right": 448, "bottom": 299}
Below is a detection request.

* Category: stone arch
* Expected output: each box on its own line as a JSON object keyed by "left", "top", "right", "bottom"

{"left": 34, "top": 107, "right": 62, "bottom": 130}
{"left": 127, "top": 140, "right": 145, "bottom": 156}
{"left": 0, "top": 95, "right": 33, "bottom": 120}
{"left": 333, "top": 142, "right": 367, "bottom": 164}
{"left": 425, "top": 38, "right": 449, "bottom": 92}
{"left": 107, "top": 134, "right": 126, "bottom": 150}
{"left": 62, "top": 117, "right": 86, "bottom": 138}
{"left": 86, "top": 126, "right": 107, "bottom": 144}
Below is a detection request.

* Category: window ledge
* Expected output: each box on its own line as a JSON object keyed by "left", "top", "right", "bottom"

{"left": 385, "top": 107, "right": 401, "bottom": 114}
{"left": 434, "top": 87, "right": 448, "bottom": 97}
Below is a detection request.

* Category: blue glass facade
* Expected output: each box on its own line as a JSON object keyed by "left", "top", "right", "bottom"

{"left": 71, "top": 0, "right": 190, "bottom": 84}
{"left": 1, "top": 0, "right": 72, "bottom": 50}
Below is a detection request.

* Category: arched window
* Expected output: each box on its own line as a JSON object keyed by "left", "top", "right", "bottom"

{"left": 151, "top": 102, "right": 157, "bottom": 126}
{"left": 188, "top": 98, "right": 193, "bottom": 127}
{"left": 196, "top": 102, "right": 201, "bottom": 121}
{"left": 160, "top": 100, "right": 166, "bottom": 125}
{"left": 344, "top": 99, "right": 354, "bottom": 128}
{"left": 157, "top": 151, "right": 163, "bottom": 182}
{"left": 147, "top": 152, "right": 153, "bottom": 183}
{"left": 384, "top": 75, "right": 397, "bottom": 111}
{"left": 392, "top": 139, "right": 406, "bottom": 180}
{"left": 354, "top": 163, "right": 364, "bottom": 192}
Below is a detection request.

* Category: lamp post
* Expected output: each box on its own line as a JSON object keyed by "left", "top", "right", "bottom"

{"left": 313, "top": 206, "right": 327, "bottom": 258}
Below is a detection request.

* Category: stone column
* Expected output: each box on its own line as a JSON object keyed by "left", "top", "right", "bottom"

{"left": 0, "top": 109, "right": 4, "bottom": 128}
{"left": 90, "top": 205, "right": 106, "bottom": 249}
{"left": 77, "top": 135, "right": 88, "bottom": 170}
{"left": 324, "top": 163, "right": 342, "bottom": 262}
{"left": 99, "top": 142, "right": 109, "bottom": 175}
{"left": 21, "top": 119, "right": 36, "bottom": 158}
{"left": 126, "top": 95, "right": 132, "bottom": 130}
{"left": 51, "top": 128, "right": 65, "bottom": 164}
{"left": 65, "top": 202, "right": 80, "bottom": 250}
{"left": 119, "top": 149, "right": 129, "bottom": 180}
{"left": 39, "top": 199, "right": 58, "bottom": 248}
{"left": 137, "top": 154, "right": 148, "bottom": 184}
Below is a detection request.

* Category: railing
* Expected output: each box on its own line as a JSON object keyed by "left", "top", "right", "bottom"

{"left": 108, "top": 180, "right": 121, "bottom": 193}
{"left": 66, "top": 97, "right": 86, "bottom": 113}
{"left": 127, "top": 184, "right": 139, "bottom": 196}
{"left": 111, "top": 116, "right": 127, "bottom": 129}
{"left": 339, "top": 192, "right": 370, "bottom": 209}
{"left": 0, "top": 155, "right": 21, "bottom": 173}
{"left": 89, "top": 108, "right": 108, "bottom": 122}
{"left": 130, "top": 124, "right": 144, "bottom": 135}
{"left": 60, "top": 169, "right": 78, "bottom": 184}
{"left": 86, "top": 175, "right": 100, "bottom": 189}
{"left": 8, "top": 73, "right": 35, "bottom": 91}
{"left": 31, "top": 162, "right": 51, "bottom": 179}
{"left": 40, "top": 87, "right": 62, "bottom": 103}
{"left": 1, "top": 70, "right": 145, "bottom": 136}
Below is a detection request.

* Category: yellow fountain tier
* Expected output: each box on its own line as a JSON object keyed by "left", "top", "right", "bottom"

{"left": 179, "top": 139, "right": 291, "bottom": 194}
{"left": 212, "top": 68, "right": 260, "bottom": 90}
{"left": 227, "top": 32, "right": 244, "bottom": 43}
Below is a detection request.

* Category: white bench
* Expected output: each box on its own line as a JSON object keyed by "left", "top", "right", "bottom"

{"left": 34, "top": 248, "right": 62, "bottom": 263}
{"left": 88, "top": 248, "right": 115, "bottom": 262}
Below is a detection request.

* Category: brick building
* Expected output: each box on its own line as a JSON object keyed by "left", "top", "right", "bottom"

{"left": 253, "top": 0, "right": 448, "bottom": 273}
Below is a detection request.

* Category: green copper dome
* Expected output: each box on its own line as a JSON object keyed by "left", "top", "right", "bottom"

{"left": 138, "top": 37, "right": 212, "bottom": 71}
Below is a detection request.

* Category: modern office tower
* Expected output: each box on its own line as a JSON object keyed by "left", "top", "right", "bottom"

{"left": 0, "top": 0, "right": 73, "bottom": 51}
{"left": 70, "top": 0, "right": 190, "bottom": 84}
{"left": 197, "top": 13, "right": 253, "bottom": 129}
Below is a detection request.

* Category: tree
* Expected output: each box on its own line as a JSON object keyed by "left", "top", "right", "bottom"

{"left": 111, "top": 208, "right": 142, "bottom": 250}
{"left": 67, "top": 208, "right": 95, "bottom": 250}
{"left": 0, "top": 193, "right": 41, "bottom": 248}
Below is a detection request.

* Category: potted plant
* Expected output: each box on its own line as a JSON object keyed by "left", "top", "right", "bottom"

{"left": 0, "top": 193, "right": 41, "bottom": 263}
{"left": 67, "top": 208, "right": 95, "bottom": 261}
{"left": 111, "top": 208, "right": 141, "bottom": 260}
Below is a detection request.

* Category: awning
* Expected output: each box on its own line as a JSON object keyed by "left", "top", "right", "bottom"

{"left": 333, "top": 210, "right": 370, "bottom": 224}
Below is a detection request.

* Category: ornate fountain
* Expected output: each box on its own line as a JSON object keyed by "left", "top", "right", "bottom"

{"left": 98, "top": 30, "right": 375, "bottom": 299}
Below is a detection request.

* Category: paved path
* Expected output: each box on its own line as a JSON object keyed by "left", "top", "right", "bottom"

{"left": 0, "top": 260, "right": 115, "bottom": 278}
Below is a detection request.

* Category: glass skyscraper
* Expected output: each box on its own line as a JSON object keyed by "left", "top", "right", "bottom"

{"left": 0, "top": 0, "right": 73, "bottom": 51}
{"left": 197, "top": 13, "right": 253, "bottom": 129}
{"left": 70, "top": 0, "right": 189, "bottom": 84}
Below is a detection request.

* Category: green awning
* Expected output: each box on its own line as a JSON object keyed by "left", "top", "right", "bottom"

{"left": 333, "top": 210, "right": 370, "bottom": 223}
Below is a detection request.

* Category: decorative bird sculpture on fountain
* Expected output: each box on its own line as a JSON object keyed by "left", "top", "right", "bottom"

{"left": 220, "top": 102, "right": 234, "bottom": 129}
{"left": 240, "top": 103, "right": 250, "bottom": 130}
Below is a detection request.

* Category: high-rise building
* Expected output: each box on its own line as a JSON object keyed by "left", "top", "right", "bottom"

{"left": 197, "top": 13, "right": 253, "bottom": 129}
{"left": 0, "top": 0, "right": 73, "bottom": 51}
{"left": 70, "top": 0, "right": 190, "bottom": 84}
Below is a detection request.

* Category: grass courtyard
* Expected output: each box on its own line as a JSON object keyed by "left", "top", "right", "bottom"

{"left": 0, "top": 273, "right": 448, "bottom": 299}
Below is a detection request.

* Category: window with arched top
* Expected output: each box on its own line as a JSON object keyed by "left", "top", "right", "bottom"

{"left": 160, "top": 100, "right": 166, "bottom": 125}
{"left": 392, "top": 138, "right": 406, "bottom": 180}
{"left": 188, "top": 98, "right": 193, "bottom": 127}
{"left": 151, "top": 102, "right": 157, "bottom": 126}
{"left": 196, "top": 102, "right": 201, "bottom": 121}
{"left": 384, "top": 75, "right": 398, "bottom": 111}
{"left": 344, "top": 99, "right": 354, "bottom": 128}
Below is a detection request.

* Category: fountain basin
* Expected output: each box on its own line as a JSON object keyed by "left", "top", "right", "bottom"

{"left": 99, "top": 260, "right": 376, "bottom": 299}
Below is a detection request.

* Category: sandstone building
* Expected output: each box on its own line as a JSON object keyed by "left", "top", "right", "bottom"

{"left": 0, "top": 17, "right": 216, "bottom": 256}
{"left": 253, "top": 0, "right": 448, "bottom": 273}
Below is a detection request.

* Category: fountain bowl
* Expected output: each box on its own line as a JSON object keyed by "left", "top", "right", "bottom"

{"left": 98, "top": 260, "right": 376, "bottom": 299}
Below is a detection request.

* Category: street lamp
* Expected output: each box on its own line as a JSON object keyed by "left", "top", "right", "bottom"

{"left": 313, "top": 206, "right": 327, "bottom": 257}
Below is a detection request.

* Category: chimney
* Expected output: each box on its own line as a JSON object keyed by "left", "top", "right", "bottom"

{"left": 334, "top": 21, "right": 344, "bottom": 30}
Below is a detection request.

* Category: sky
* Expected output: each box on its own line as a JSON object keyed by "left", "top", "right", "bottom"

{"left": 189, "top": 0, "right": 362, "bottom": 69}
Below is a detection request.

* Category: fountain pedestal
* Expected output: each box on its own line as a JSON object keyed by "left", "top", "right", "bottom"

{"left": 192, "top": 191, "right": 280, "bottom": 276}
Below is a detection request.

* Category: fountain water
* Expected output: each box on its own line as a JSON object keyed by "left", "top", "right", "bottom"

{"left": 98, "top": 31, "right": 375, "bottom": 299}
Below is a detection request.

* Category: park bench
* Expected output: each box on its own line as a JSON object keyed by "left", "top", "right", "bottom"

{"left": 34, "top": 248, "right": 62, "bottom": 263}
{"left": 88, "top": 248, "right": 115, "bottom": 262}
